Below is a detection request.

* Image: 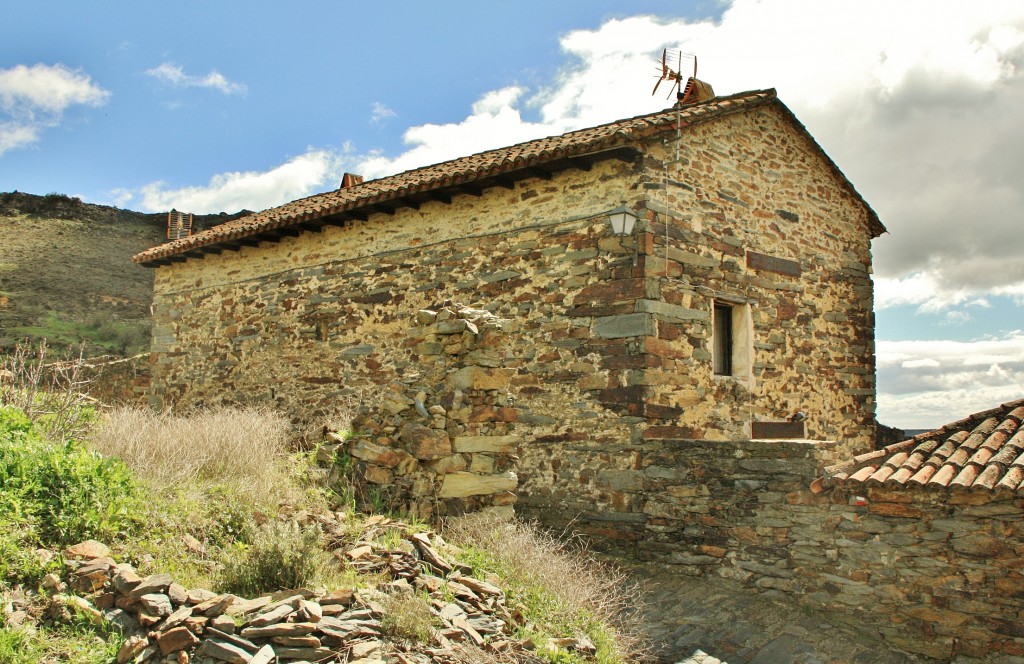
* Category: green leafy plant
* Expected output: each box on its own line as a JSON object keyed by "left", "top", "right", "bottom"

{"left": 0, "top": 406, "right": 141, "bottom": 580}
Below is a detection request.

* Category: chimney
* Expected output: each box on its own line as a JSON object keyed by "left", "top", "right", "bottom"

{"left": 340, "top": 173, "right": 364, "bottom": 189}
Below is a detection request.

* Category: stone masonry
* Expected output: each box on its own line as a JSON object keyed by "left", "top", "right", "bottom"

{"left": 328, "top": 302, "right": 520, "bottom": 521}
{"left": 142, "top": 101, "right": 880, "bottom": 541}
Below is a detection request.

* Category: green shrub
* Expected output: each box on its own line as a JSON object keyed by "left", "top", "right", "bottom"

{"left": 217, "top": 521, "right": 333, "bottom": 596}
{"left": 0, "top": 406, "right": 141, "bottom": 583}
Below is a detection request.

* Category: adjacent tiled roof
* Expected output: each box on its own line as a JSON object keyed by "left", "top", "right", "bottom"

{"left": 820, "top": 399, "right": 1024, "bottom": 493}
{"left": 133, "top": 88, "right": 885, "bottom": 266}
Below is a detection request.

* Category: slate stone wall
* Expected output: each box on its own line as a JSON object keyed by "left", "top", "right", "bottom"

{"left": 815, "top": 486, "right": 1024, "bottom": 659}
{"left": 612, "top": 440, "right": 1024, "bottom": 660}
{"left": 147, "top": 105, "right": 878, "bottom": 534}
{"left": 327, "top": 303, "right": 521, "bottom": 522}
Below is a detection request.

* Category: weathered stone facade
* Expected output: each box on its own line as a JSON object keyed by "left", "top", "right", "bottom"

{"left": 143, "top": 98, "right": 880, "bottom": 536}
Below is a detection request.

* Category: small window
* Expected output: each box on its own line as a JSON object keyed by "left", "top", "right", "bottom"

{"left": 712, "top": 300, "right": 752, "bottom": 381}
{"left": 713, "top": 303, "right": 733, "bottom": 376}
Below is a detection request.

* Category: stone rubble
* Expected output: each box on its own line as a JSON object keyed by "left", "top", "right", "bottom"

{"left": 44, "top": 526, "right": 597, "bottom": 664}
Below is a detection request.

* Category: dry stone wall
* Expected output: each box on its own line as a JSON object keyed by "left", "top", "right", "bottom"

{"left": 46, "top": 526, "right": 561, "bottom": 664}
{"left": 813, "top": 486, "right": 1024, "bottom": 660}
{"left": 606, "top": 441, "right": 1024, "bottom": 660}
{"left": 80, "top": 354, "right": 151, "bottom": 406}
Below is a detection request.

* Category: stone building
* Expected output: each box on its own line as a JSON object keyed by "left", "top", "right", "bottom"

{"left": 134, "top": 88, "right": 884, "bottom": 529}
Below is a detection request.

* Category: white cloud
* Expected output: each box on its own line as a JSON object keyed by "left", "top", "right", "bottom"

{"left": 356, "top": 86, "right": 561, "bottom": 178}
{"left": 133, "top": 149, "right": 343, "bottom": 214}
{"left": 0, "top": 121, "right": 38, "bottom": 154}
{"left": 0, "top": 63, "right": 109, "bottom": 156}
{"left": 370, "top": 102, "right": 395, "bottom": 124}
{"left": 146, "top": 63, "right": 247, "bottom": 95}
{"left": 877, "top": 333, "right": 1024, "bottom": 428}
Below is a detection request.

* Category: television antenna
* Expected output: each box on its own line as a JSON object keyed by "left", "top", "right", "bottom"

{"left": 653, "top": 49, "right": 693, "bottom": 100}
{"left": 653, "top": 49, "right": 715, "bottom": 105}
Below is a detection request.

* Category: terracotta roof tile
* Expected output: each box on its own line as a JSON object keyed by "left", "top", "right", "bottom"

{"left": 133, "top": 88, "right": 886, "bottom": 266}
{"left": 974, "top": 464, "right": 1002, "bottom": 491}
{"left": 849, "top": 466, "right": 877, "bottom": 483}
{"left": 822, "top": 398, "right": 1024, "bottom": 494}
{"left": 997, "top": 466, "right": 1024, "bottom": 492}
{"left": 908, "top": 464, "right": 938, "bottom": 486}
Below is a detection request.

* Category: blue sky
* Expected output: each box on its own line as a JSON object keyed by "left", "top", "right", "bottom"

{"left": 2, "top": 1, "right": 1023, "bottom": 429}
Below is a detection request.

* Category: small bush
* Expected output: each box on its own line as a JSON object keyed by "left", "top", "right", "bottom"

{"left": 0, "top": 341, "right": 95, "bottom": 443}
{"left": 84, "top": 314, "right": 150, "bottom": 356}
{"left": 217, "top": 521, "right": 332, "bottom": 596}
{"left": 380, "top": 592, "right": 436, "bottom": 643}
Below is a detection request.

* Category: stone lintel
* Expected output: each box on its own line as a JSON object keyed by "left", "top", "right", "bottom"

{"left": 634, "top": 299, "right": 708, "bottom": 322}
{"left": 438, "top": 471, "right": 518, "bottom": 498}
{"left": 452, "top": 435, "right": 519, "bottom": 454}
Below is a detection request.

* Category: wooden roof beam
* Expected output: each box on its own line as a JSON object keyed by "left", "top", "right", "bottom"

{"left": 426, "top": 190, "right": 453, "bottom": 205}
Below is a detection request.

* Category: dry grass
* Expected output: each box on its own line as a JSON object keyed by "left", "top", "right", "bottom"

{"left": 87, "top": 406, "right": 292, "bottom": 499}
{"left": 446, "top": 512, "right": 648, "bottom": 663}
{"left": 379, "top": 592, "right": 437, "bottom": 644}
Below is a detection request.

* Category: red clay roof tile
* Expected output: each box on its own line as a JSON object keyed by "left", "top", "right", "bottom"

{"left": 132, "top": 88, "right": 886, "bottom": 266}
{"left": 997, "top": 466, "right": 1024, "bottom": 492}
{"left": 908, "top": 464, "right": 937, "bottom": 486}
{"left": 867, "top": 464, "right": 896, "bottom": 485}
{"left": 822, "top": 398, "right": 1024, "bottom": 494}
{"left": 974, "top": 464, "right": 1002, "bottom": 491}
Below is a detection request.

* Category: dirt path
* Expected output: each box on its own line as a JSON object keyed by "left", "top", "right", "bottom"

{"left": 622, "top": 562, "right": 924, "bottom": 664}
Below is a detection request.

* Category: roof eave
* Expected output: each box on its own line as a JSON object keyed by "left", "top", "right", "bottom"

{"left": 133, "top": 143, "right": 644, "bottom": 267}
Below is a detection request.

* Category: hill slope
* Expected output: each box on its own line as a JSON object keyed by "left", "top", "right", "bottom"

{"left": 0, "top": 192, "right": 246, "bottom": 356}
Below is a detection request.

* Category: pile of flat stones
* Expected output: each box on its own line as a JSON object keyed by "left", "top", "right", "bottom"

{"left": 43, "top": 523, "right": 593, "bottom": 664}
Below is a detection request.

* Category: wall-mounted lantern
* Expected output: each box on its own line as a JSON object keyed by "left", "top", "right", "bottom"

{"left": 607, "top": 204, "right": 639, "bottom": 266}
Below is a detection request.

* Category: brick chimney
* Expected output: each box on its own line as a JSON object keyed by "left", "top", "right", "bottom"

{"left": 340, "top": 173, "right": 364, "bottom": 189}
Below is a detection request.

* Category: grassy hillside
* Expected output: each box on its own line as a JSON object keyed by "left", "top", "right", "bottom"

{"left": 0, "top": 192, "right": 246, "bottom": 356}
